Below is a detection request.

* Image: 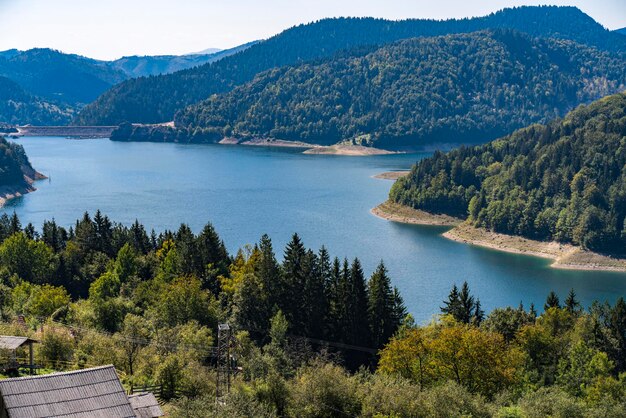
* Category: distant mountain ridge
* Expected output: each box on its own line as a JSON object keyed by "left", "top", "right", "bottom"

{"left": 166, "top": 30, "right": 626, "bottom": 148}
{"left": 0, "top": 43, "right": 255, "bottom": 124}
{"left": 75, "top": 5, "right": 626, "bottom": 126}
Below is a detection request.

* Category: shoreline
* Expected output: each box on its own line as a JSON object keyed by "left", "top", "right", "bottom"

{"left": 0, "top": 172, "right": 47, "bottom": 207}
{"left": 371, "top": 201, "right": 462, "bottom": 226}
{"left": 373, "top": 171, "right": 411, "bottom": 180}
{"left": 219, "top": 137, "right": 398, "bottom": 156}
{"left": 373, "top": 201, "right": 626, "bottom": 272}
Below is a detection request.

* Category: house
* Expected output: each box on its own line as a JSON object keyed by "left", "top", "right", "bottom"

{"left": 0, "top": 365, "right": 163, "bottom": 418}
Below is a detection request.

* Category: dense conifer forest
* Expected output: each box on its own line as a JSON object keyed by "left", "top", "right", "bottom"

{"left": 173, "top": 30, "right": 626, "bottom": 149}
{"left": 0, "top": 212, "right": 624, "bottom": 416}
{"left": 390, "top": 92, "right": 626, "bottom": 253}
{"left": 75, "top": 6, "right": 626, "bottom": 127}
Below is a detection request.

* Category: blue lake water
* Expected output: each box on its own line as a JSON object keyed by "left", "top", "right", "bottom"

{"left": 4, "top": 137, "right": 626, "bottom": 322}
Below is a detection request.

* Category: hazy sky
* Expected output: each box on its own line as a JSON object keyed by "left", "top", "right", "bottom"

{"left": 0, "top": 0, "right": 624, "bottom": 60}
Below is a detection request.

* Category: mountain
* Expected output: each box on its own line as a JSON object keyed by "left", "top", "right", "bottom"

{"left": 0, "top": 76, "right": 74, "bottom": 125}
{"left": 75, "top": 6, "right": 626, "bottom": 126}
{"left": 389, "top": 91, "right": 626, "bottom": 253}
{"left": 186, "top": 47, "right": 222, "bottom": 55}
{"left": 108, "top": 42, "right": 256, "bottom": 79}
{"left": 162, "top": 30, "right": 626, "bottom": 148}
{"left": 616, "top": 27, "right": 626, "bottom": 36}
{"left": 0, "top": 48, "right": 126, "bottom": 107}
{"left": 0, "top": 44, "right": 255, "bottom": 124}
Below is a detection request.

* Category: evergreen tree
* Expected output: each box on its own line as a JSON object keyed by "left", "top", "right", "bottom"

{"left": 391, "top": 287, "right": 408, "bottom": 328}
{"left": 257, "top": 234, "right": 281, "bottom": 314}
{"left": 281, "top": 233, "right": 307, "bottom": 331}
{"left": 9, "top": 212, "right": 21, "bottom": 235}
{"left": 473, "top": 298, "right": 485, "bottom": 325}
{"left": 346, "top": 258, "right": 370, "bottom": 347}
{"left": 196, "top": 222, "right": 230, "bottom": 281}
{"left": 565, "top": 288, "right": 581, "bottom": 315}
{"left": 175, "top": 224, "right": 199, "bottom": 276}
{"left": 458, "top": 282, "right": 476, "bottom": 324}
{"left": 545, "top": 291, "right": 561, "bottom": 310}
{"left": 441, "top": 284, "right": 461, "bottom": 319}
{"left": 301, "top": 250, "right": 325, "bottom": 338}
{"left": 367, "top": 261, "right": 397, "bottom": 348}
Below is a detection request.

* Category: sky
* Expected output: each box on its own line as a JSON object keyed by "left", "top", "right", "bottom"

{"left": 0, "top": 0, "right": 624, "bottom": 60}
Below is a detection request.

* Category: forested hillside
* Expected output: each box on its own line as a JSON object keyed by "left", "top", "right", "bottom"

{"left": 0, "top": 213, "right": 626, "bottom": 416}
{"left": 0, "top": 76, "right": 74, "bottom": 125}
{"left": 75, "top": 6, "right": 626, "bottom": 126}
{"left": 0, "top": 46, "right": 249, "bottom": 125}
{"left": 0, "top": 48, "right": 126, "bottom": 106}
{"left": 0, "top": 135, "right": 39, "bottom": 188}
{"left": 174, "top": 30, "right": 626, "bottom": 148}
{"left": 390, "top": 92, "right": 626, "bottom": 253}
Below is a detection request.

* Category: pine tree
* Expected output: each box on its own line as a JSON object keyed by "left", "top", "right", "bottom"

{"left": 441, "top": 284, "right": 461, "bottom": 319}
{"left": 9, "top": 212, "right": 21, "bottom": 235}
{"left": 197, "top": 222, "right": 230, "bottom": 277}
{"left": 473, "top": 298, "right": 485, "bottom": 325}
{"left": 545, "top": 291, "right": 561, "bottom": 310}
{"left": 257, "top": 234, "right": 281, "bottom": 313}
{"left": 458, "top": 282, "right": 475, "bottom": 324}
{"left": 281, "top": 233, "right": 307, "bottom": 331}
{"left": 347, "top": 258, "right": 370, "bottom": 347}
{"left": 367, "top": 261, "right": 398, "bottom": 348}
{"left": 302, "top": 250, "right": 325, "bottom": 338}
{"left": 565, "top": 288, "right": 581, "bottom": 315}
{"left": 529, "top": 303, "right": 537, "bottom": 318}
{"left": 391, "top": 287, "right": 408, "bottom": 328}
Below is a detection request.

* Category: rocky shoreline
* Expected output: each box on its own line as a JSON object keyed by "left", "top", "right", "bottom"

{"left": 373, "top": 201, "right": 626, "bottom": 272}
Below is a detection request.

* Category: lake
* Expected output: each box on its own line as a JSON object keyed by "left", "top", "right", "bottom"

{"left": 4, "top": 136, "right": 626, "bottom": 322}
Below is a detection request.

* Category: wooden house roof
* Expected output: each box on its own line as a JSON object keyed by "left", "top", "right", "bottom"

{"left": 0, "top": 365, "right": 136, "bottom": 418}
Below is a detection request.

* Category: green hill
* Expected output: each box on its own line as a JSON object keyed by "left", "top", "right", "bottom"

{"left": 389, "top": 91, "right": 626, "bottom": 253}
{"left": 0, "top": 76, "right": 74, "bottom": 125}
{"left": 168, "top": 30, "right": 626, "bottom": 148}
{"left": 0, "top": 135, "right": 40, "bottom": 189}
{"left": 76, "top": 6, "right": 626, "bottom": 126}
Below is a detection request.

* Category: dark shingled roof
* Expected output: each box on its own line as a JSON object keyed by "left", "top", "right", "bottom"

{"left": 0, "top": 365, "right": 136, "bottom": 418}
{"left": 128, "top": 393, "right": 163, "bottom": 418}
{"left": 0, "top": 336, "right": 37, "bottom": 351}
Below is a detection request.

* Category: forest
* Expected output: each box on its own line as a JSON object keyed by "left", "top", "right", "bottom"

{"left": 0, "top": 136, "right": 40, "bottom": 188}
{"left": 390, "top": 91, "right": 626, "bottom": 254}
{"left": 0, "top": 212, "right": 624, "bottom": 416}
{"left": 173, "top": 30, "right": 626, "bottom": 149}
{"left": 0, "top": 77, "right": 74, "bottom": 125}
{"left": 75, "top": 6, "right": 625, "bottom": 126}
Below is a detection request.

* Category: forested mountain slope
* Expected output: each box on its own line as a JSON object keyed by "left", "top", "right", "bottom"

{"left": 171, "top": 30, "right": 626, "bottom": 148}
{"left": 0, "top": 46, "right": 250, "bottom": 124}
{"left": 0, "top": 48, "right": 126, "bottom": 106}
{"left": 390, "top": 92, "right": 626, "bottom": 253}
{"left": 75, "top": 6, "right": 626, "bottom": 126}
{"left": 0, "top": 135, "right": 40, "bottom": 189}
{"left": 0, "top": 76, "right": 74, "bottom": 125}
